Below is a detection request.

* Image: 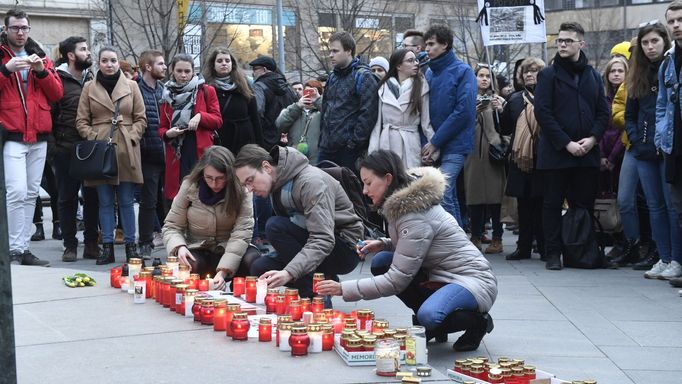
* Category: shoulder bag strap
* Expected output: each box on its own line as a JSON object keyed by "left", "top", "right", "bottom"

{"left": 109, "top": 99, "right": 121, "bottom": 142}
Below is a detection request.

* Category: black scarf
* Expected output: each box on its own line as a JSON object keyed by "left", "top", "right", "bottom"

{"left": 97, "top": 70, "right": 121, "bottom": 96}
{"left": 553, "top": 51, "right": 588, "bottom": 75}
{"left": 648, "top": 58, "right": 662, "bottom": 92}
{"left": 198, "top": 179, "right": 226, "bottom": 206}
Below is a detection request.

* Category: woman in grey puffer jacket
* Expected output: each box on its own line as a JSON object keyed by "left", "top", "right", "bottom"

{"left": 318, "top": 150, "right": 498, "bottom": 352}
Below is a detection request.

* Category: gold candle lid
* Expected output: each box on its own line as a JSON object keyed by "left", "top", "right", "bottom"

{"left": 128, "top": 258, "right": 142, "bottom": 265}
{"left": 291, "top": 325, "right": 307, "bottom": 334}
{"left": 179, "top": 264, "right": 189, "bottom": 271}
{"left": 259, "top": 317, "right": 272, "bottom": 325}
{"left": 346, "top": 337, "right": 363, "bottom": 347}
{"left": 278, "top": 321, "right": 293, "bottom": 330}
{"left": 307, "top": 323, "right": 321, "bottom": 332}
{"left": 232, "top": 312, "right": 247, "bottom": 320}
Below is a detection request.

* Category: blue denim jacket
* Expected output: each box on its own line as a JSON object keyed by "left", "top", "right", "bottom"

{"left": 655, "top": 47, "right": 682, "bottom": 154}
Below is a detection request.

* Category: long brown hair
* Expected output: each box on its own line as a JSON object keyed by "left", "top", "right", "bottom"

{"left": 185, "top": 146, "right": 245, "bottom": 214}
{"left": 203, "top": 47, "right": 253, "bottom": 100}
{"left": 626, "top": 22, "right": 671, "bottom": 100}
{"left": 377, "top": 49, "right": 423, "bottom": 115}
{"left": 603, "top": 56, "right": 628, "bottom": 97}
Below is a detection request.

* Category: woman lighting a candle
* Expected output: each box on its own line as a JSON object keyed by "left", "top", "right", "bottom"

{"left": 162, "top": 146, "right": 260, "bottom": 290}
{"left": 317, "top": 150, "right": 498, "bottom": 352}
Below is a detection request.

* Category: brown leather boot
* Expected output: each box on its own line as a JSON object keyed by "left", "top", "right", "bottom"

{"left": 484, "top": 239, "right": 503, "bottom": 254}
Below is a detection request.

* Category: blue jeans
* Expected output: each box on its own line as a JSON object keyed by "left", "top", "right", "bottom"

{"left": 250, "top": 216, "right": 359, "bottom": 297}
{"left": 636, "top": 159, "right": 682, "bottom": 263}
{"left": 370, "top": 251, "right": 479, "bottom": 329}
{"left": 617, "top": 151, "right": 640, "bottom": 240}
{"left": 97, "top": 182, "right": 137, "bottom": 244}
{"left": 253, "top": 195, "right": 272, "bottom": 242}
{"left": 439, "top": 154, "right": 466, "bottom": 227}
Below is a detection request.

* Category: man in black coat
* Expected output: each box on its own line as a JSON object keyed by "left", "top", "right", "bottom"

{"left": 51, "top": 36, "right": 99, "bottom": 262}
{"left": 533, "top": 22, "right": 609, "bottom": 270}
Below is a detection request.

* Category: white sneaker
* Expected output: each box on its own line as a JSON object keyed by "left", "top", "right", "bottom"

{"left": 678, "top": 289, "right": 682, "bottom": 297}
{"left": 659, "top": 261, "right": 682, "bottom": 280}
{"left": 644, "top": 260, "right": 669, "bottom": 279}
{"left": 152, "top": 232, "right": 164, "bottom": 248}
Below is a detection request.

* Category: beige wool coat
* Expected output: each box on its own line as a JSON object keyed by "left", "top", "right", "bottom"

{"left": 368, "top": 78, "right": 436, "bottom": 169}
{"left": 163, "top": 180, "right": 254, "bottom": 274}
{"left": 76, "top": 73, "right": 147, "bottom": 186}
{"left": 463, "top": 107, "right": 506, "bottom": 205}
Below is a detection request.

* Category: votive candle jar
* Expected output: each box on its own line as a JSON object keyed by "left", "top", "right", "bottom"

{"left": 300, "top": 298, "right": 311, "bottom": 313}
{"left": 288, "top": 299, "right": 302, "bottom": 321}
{"left": 289, "top": 326, "right": 310, "bottom": 356}
{"left": 258, "top": 317, "right": 273, "bottom": 342}
{"left": 284, "top": 288, "right": 299, "bottom": 307}
{"left": 278, "top": 322, "right": 293, "bottom": 351}
{"left": 188, "top": 273, "right": 200, "bottom": 290}
{"left": 128, "top": 258, "right": 143, "bottom": 294}
{"left": 321, "top": 325, "right": 334, "bottom": 351}
{"left": 184, "top": 289, "right": 198, "bottom": 317}
{"left": 311, "top": 296, "right": 324, "bottom": 314}
{"left": 232, "top": 276, "right": 245, "bottom": 297}
{"left": 265, "top": 288, "right": 278, "bottom": 313}
{"left": 174, "top": 284, "right": 188, "bottom": 314}
{"left": 312, "top": 272, "right": 324, "bottom": 294}
{"left": 192, "top": 298, "right": 204, "bottom": 322}
{"left": 197, "top": 276, "right": 209, "bottom": 292}
{"left": 178, "top": 264, "right": 190, "bottom": 281}
{"left": 110, "top": 266, "right": 122, "bottom": 288}
{"left": 200, "top": 299, "right": 215, "bottom": 325}
{"left": 275, "top": 294, "right": 286, "bottom": 315}
{"left": 166, "top": 255, "right": 179, "bottom": 277}
{"left": 245, "top": 276, "right": 257, "bottom": 303}
{"left": 225, "top": 303, "right": 241, "bottom": 337}
{"left": 213, "top": 299, "right": 228, "bottom": 331}
{"left": 231, "top": 312, "right": 250, "bottom": 341}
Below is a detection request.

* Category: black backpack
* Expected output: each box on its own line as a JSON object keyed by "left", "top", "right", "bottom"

{"left": 561, "top": 207, "right": 605, "bottom": 269}
{"left": 316, "top": 160, "right": 385, "bottom": 239}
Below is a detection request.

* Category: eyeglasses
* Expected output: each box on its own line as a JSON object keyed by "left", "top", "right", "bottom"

{"left": 639, "top": 19, "right": 660, "bottom": 28}
{"left": 7, "top": 26, "right": 31, "bottom": 34}
{"left": 204, "top": 175, "right": 226, "bottom": 184}
{"left": 556, "top": 38, "right": 582, "bottom": 46}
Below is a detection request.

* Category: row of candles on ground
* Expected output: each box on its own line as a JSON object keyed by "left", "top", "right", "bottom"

{"left": 454, "top": 357, "right": 537, "bottom": 384}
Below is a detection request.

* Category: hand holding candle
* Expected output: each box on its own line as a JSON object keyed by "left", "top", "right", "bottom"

{"left": 176, "top": 246, "right": 196, "bottom": 269}
{"left": 316, "top": 280, "right": 342, "bottom": 296}
{"left": 259, "top": 270, "right": 293, "bottom": 288}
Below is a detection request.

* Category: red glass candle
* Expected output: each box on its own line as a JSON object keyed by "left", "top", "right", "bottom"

{"left": 140, "top": 272, "right": 152, "bottom": 299}
{"left": 322, "top": 326, "right": 334, "bottom": 351}
{"left": 356, "top": 309, "right": 373, "bottom": 330}
{"left": 225, "top": 303, "right": 241, "bottom": 337}
{"left": 300, "top": 298, "right": 311, "bottom": 313}
{"left": 289, "top": 326, "right": 310, "bottom": 356}
{"left": 110, "top": 266, "right": 122, "bottom": 288}
{"left": 192, "top": 298, "right": 204, "bottom": 322}
{"left": 231, "top": 312, "right": 250, "bottom": 341}
{"left": 265, "top": 288, "right": 278, "bottom": 314}
{"left": 168, "top": 281, "right": 179, "bottom": 312}
{"left": 311, "top": 297, "right": 324, "bottom": 314}
{"left": 187, "top": 273, "right": 200, "bottom": 290}
{"left": 288, "top": 300, "right": 302, "bottom": 321}
{"left": 345, "top": 338, "right": 363, "bottom": 352}
{"left": 245, "top": 276, "right": 257, "bottom": 303}
{"left": 213, "top": 299, "right": 227, "bottom": 331}
{"left": 161, "top": 267, "right": 173, "bottom": 277}
{"left": 200, "top": 299, "right": 215, "bottom": 325}
{"left": 258, "top": 317, "right": 272, "bottom": 342}
{"left": 313, "top": 313, "right": 327, "bottom": 324}
{"left": 275, "top": 294, "right": 286, "bottom": 315}
{"left": 197, "top": 277, "right": 209, "bottom": 292}
{"left": 524, "top": 366, "right": 536, "bottom": 381}
{"left": 175, "top": 284, "right": 188, "bottom": 314}
{"left": 284, "top": 288, "right": 299, "bottom": 307}
{"left": 162, "top": 278, "right": 172, "bottom": 308}
{"left": 332, "top": 312, "right": 346, "bottom": 334}
{"left": 232, "top": 276, "right": 245, "bottom": 297}
{"left": 312, "top": 273, "right": 324, "bottom": 294}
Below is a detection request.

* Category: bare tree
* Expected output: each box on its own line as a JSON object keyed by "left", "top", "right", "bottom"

{"left": 288, "top": 0, "right": 392, "bottom": 78}
{"left": 103, "top": 0, "right": 238, "bottom": 65}
{"left": 582, "top": 6, "right": 624, "bottom": 71}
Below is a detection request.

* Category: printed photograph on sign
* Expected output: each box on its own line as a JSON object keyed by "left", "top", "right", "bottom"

{"left": 476, "top": 0, "right": 546, "bottom": 46}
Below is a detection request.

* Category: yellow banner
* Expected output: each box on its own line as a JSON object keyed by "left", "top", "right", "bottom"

{"left": 177, "top": 0, "right": 190, "bottom": 30}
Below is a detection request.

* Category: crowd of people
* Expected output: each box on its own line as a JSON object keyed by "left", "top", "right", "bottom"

{"left": 5, "top": 1, "right": 682, "bottom": 354}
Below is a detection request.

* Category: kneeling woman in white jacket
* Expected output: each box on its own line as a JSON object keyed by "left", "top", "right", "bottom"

{"left": 318, "top": 150, "right": 498, "bottom": 351}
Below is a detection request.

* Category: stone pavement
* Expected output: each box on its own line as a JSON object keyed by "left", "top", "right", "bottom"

{"left": 9, "top": 221, "right": 682, "bottom": 384}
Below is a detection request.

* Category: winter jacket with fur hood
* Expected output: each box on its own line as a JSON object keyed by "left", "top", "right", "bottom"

{"left": 341, "top": 167, "right": 498, "bottom": 313}
{"left": 270, "top": 146, "right": 364, "bottom": 280}
{"left": 0, "top": 35, "right": 63, "bottom": 143}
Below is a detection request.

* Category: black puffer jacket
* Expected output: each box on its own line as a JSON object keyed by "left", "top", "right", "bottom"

{"left": 137, "top": 77, "right": 165, "bottom": 165}
{"left": 51, "top": 63, "right": 93, "bottom": 157}
{"left": 319, "top": 57, "right": 379, "bottom": 152}
{"left": 252, "top": 71, "right": 297, "bottom": 149}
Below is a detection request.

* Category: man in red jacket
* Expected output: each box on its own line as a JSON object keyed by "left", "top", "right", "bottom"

{"left": 1, "top": 9, "right": 64, "bottom": 266}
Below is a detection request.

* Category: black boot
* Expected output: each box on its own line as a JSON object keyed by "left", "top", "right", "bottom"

{"left": 413, "top": 314, "right": 448, "bottom": 343}
{"left": 545, "top": 253, "right": 562, "bottom": 270}
{"left": 633, "top": 242, "right": 659, "bottom": 270}
{"left": 97, "top": 243, "right": 115, "bottom": 265}
{"left": 611, "top": 239, "right": 639, "bottom": 267}
{"left": 31, "top": 223, "right": 45, "bottom": 241}
{"left": 125, "top": 243, "right": 140, "bottom": 261}
{"left": 606, "top": 232, "right": 625, "bottom": 260}
{"left": 437, "top": 310, "right": 494, "bottom": 352}
{"left": 83, "top": 241, "right": 101, "bottom": 260}
{"left": 505, "top": 248, "right": 531, "bottom": 260}
{"left": 52, "top": 221, "right": 63, "bottom": 240}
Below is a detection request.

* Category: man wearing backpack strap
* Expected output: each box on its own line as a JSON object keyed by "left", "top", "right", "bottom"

{"left": 315, "top": 31, "right": 379, "bottom": 171}
{"left": 234, "top": 144, "right": 364, "bottom": 300}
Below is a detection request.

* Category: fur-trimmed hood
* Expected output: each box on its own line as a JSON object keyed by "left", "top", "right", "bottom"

{"left": 382, "top": 166, "right": 446, "bottom": 222}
